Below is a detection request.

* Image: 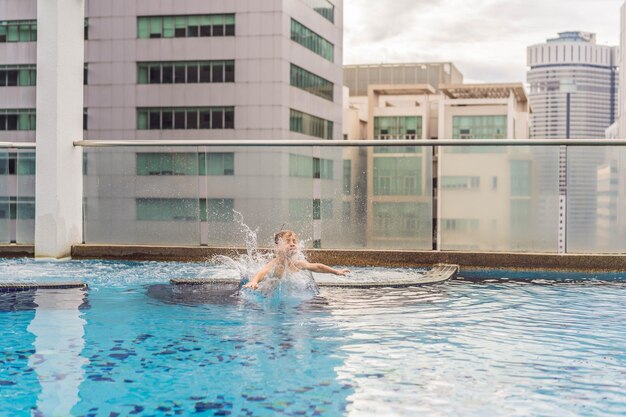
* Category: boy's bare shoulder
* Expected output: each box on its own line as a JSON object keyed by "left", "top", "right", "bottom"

{"left": 292, "top": 259, "right": 310, "bottom": 268}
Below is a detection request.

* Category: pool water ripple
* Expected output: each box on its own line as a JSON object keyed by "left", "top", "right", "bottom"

{"left": 1, "top": 259, "right": 626, "bottom": 416}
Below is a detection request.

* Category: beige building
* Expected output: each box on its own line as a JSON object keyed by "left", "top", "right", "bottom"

{"left": 343, "top": 81, "right": 539, "bottom": 250}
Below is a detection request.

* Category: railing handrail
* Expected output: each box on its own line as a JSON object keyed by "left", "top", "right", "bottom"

{"left": 0, "top": 142, "right": 37, "bottom": 149}
{"left": 72, "top": 139, "right": 626, "bottom": 147}
{"left": 5, "top": 139, "right": 626, "bottom": 149}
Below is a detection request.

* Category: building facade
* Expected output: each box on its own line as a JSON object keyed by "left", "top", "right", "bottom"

{"left": 0, "top": 0, "right": 344, "bottom": 246}
{"left": 527, "top": 31, "right": 618, "bottom": 139}
{"left": 343, "top": 81, "right": 540, "bottom": 250}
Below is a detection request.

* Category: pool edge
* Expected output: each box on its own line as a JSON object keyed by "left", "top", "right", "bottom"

{"left": 65, "top": 244, "right": 626, "bottom": 272}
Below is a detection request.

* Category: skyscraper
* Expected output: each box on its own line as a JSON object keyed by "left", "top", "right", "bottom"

{"left": 527, "top": 31, "right": 618, "bottom": 252}
{"left": 527, "top": 31, "right": 618, "bottom": 139}
{"left": 0, "top": 0, "right": 344, "bottom": 246}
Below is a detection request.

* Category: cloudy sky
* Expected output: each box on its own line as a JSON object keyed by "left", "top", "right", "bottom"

{"left": 344, "top": 0, "right": 621, "bottom": 83}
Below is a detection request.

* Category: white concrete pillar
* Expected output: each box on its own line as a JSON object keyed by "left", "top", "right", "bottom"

{"left": 35, "top": 0, "right": 85, "bottom": 258}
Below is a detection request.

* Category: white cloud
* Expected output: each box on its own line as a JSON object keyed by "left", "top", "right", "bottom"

{"left": 344, "top": 0, "right": 621, "bottom": 83}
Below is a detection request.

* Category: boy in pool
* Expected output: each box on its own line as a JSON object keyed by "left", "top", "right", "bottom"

{"left": 243, "top": 230, "right": 350, "bottom": 290}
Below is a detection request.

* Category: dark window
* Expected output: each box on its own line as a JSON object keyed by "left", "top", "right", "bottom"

{"left": 212, "top": 25, "right": 224, "bottom": 36}
{"left": 7, "top": 114, "right": 18, "bottom": 130}
{"left": 199, "top": 110, "right": 211, "bottom": 129}
{"left": 211, "top": 109, "right": 223, "bottom": 129}
{"left": 149, "top": 66, "right": 161, "bottom": 84}
{"left": 225, "top": 62, "right": 235, "bottom": 82}
{"left": 161, "top": 111, "right": 173, "bottom": 129}
{"left": 199, "top": 64, "right": 211, "bottom": 82}
{"left": 174, "top": 27, "right": 186, "bottom": 37}
{"left": 187, "top": 111, "right": 198, "bottom": 129}
{"left": 162, "top": 65, "right": 173, "bottom": 83}
{"left": 8, "top": 156, "right": 16, "bottom": 174}
{"left": 225, "top": 24, "right": 235, "bottom": 36}
{"left": 187, "top": 65, "right": 198, "bottom": 83}
{"left": 187, "top": 26, "right": 198, "bottom": 37}
{"left": 212, "top": 63, "right": 223, "bottom": 82}
{"left": 174, "top": 66, "right": 186, "bottom": 83}
{"left": 0, "top": 71, "right": 6, "bottom": 86}
{"left": 149, "top": 111, "right": 160, "bottom": 129}
{"left": 174, "top": 111, "right": 186, "bottom": 129}
{"left": 6, "top": 70, "right": 18, "bottom": 86}
{"left": 200, "top": 25, "right": 211, "bottom": 36}
{"left": 224, "top": 109, "right": 234, "bottom": 129}
{"left": 0, "top": 115, "right": 5, "bottom": 130}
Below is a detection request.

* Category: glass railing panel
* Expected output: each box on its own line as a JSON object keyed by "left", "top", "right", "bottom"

{"left": 0, "top": 150, "right": 9, "bottom": 243}
{"left": 439, "top": 145, "right": 560, "bottom": 252}
{"left": 566, "top": 146, "right": 626, "bottom": 253}
{"left": 324, "top": 145, "right": 433, "bottom": 250}
{"left": 318, "top": 146, "right": 356, "bottom": 248}
{"left": 16, "top": 149, "right": 35, "bottom": 243}
{"left": 83, "top": 147, "right": 201, "bottom": 245}
{"left": 201, "top": 146, "right": 316, "bottom": 249}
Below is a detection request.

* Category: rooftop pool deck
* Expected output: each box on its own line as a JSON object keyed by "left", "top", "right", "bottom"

{"left": 1, "top": 258, "right": 626, "bottom": 417}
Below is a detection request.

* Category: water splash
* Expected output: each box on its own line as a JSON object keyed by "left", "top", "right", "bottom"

{"left": 212, "top": 212, "right": 318, "bottom": 298}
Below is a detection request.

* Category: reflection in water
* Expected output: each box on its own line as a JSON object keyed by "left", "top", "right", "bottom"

{"left": 27, "top": 289, "right": 88, "bottom": 417}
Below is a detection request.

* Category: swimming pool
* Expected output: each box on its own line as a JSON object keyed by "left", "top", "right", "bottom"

{"left": 1, "top": 258, "right": 625, "bottom": 417}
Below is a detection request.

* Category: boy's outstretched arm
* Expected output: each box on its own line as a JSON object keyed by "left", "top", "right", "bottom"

{"left": 296, "top": 261, "right": 350, "bottom": 276}
{"left": 243, "top": 260, "right": 275, "bottom": 290}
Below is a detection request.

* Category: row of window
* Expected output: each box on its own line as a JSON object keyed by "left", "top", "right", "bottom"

{"left": 374, "top": 116, "right": 422, "bottom": 139}
{"left": 136, "top": 152, "right": 234, "bottom": 176}
{"left": 288, "top": 154, "right": 333, "bottom": 179}
{"left": 0, "top": 197, "right": 35, "bottom": 220}
{"left": 289, "top": 199, "right": 333, "bottom": 221}
{"left": 136, "top": 198, "right": 234, "bottom": 222}
{"left": 0, "top": 19, "right": 88, "bottom": 43}
{"left": 138, "top": 61, "right": 235, "bottom": 84}
{"left": 0, "top": 108, "right": 234, "bottom": 131}
{"left": 452, "top": 115, "right": 507, "bottom": 139}
{"left": 440, "top": 176, "right": 480, "bottom": 189}
{"left": 0, "top": 109, "right": 36, "bottom": 131}
{"left": 137, "top": 15, "right": 235, "bottom": 39}
{"left": 137, "top": 107, "right": 234, "bottom": 130}
{"left": 290, "top": 19, "right": 334, "bottom": 62}
{"left": 0, "top": 20, "right": 37, "bottom": 43}
{"left": 135, "top": 197, "right": 338, "bottom": 223}
{"left": 289, "top": 109, "right": 333, "bottom": 139}
{"left": 372, "top": 202, "right": 429, "bottom": 237}
{"left": 373, "top": 156, "right": 423, "bottom": 196}
{"left": 374, "top": 116, "right": 423, "bottom": 154}
{"left": 290, "top": 64, "right": 333, "bottom": 101}
{"left": 0, "top": 65, "right": 36, "bottom": 87}
{"left": 301, "top": 0, "right": 335, "bottom": 23}
{"left": 0, "top": 153, "right": 35, "bottom": 175}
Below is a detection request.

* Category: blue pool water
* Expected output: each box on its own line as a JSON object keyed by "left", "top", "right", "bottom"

{"left": 1, "top": 258, "right": 626, "bottom": 417}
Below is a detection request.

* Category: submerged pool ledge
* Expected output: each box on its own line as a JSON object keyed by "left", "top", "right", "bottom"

{"left": 60, "top": 244, "right": 626, "bottom": 272}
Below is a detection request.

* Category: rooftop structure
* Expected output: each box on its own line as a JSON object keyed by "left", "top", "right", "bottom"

{"left": 344, "top": 62, "right": 463, "bottom": 97}
{"left": 439, "top": 83, "right": 528, "bottom": 103}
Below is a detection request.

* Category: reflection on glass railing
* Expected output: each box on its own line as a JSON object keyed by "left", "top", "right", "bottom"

{"left": 439, "top": 146, "right": 560, "bottom": 252}
{"left": 567, "top": 147, "right": 626, "bottom": 253}
{"left": 27, "top": 288, "right": 88, "bottom": 417}
{"left": 0, "top": 150, "right": 35, "bottom": 244}
{"left": 83, "top": 146, "right": 433, "bottom": 250}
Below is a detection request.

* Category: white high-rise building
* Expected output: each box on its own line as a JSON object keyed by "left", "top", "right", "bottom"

{"left": 527, "top": 31, "right": 618, "bottom": 139}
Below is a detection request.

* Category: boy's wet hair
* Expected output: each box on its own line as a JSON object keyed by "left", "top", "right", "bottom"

{"left": 274, "top": 229, "right": 296, "bottom": 244}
